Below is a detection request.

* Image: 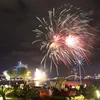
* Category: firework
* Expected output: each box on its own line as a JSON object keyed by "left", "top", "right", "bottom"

{"left": 33, "top": 4, "right": 95, "bottom": 75}
{"left": 74, "top": 56, "right": 86, "bottom": 85}
{"left": 34, "top": 68, "right": 46, "bottom": 86}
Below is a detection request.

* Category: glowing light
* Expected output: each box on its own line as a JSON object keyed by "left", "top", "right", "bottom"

{"left": 65, "top": 35, "right": 80, "bottom": 48}
{"left": 0, "top": 97, "right": 3, "bottom": 100}
{"left": 3, "top": 70, "right": 10, "bottom": 80}
{"left": 95, "top": 90, "right": 100, "bottom": 99}
{"left": 34, "top": 68, "right": 46, "bottom": 86}
{"left": 26, "top": 71, "right": 30, "bottom": 77}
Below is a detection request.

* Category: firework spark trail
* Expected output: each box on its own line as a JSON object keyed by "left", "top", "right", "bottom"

{"left": 74, "top": 56, "right": 86, "bottom": 75}
{"left": 74, "top": 56, "right": 87, "bottom": 84}
{"left": 32, "top": 4, "right": 95, "bottom": 75}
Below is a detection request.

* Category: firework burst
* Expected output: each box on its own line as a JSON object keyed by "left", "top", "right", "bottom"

{"left": 32, "top": 4, "right": 95, "bottom": 75}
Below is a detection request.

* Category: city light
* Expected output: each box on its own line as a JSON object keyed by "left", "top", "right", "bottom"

{"left": 3, "top": 71, "right": 10, "bottom": 80}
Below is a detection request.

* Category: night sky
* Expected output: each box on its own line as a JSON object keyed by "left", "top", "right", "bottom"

{"left": 0, "top": 0, "right": 100, "bottom": 77}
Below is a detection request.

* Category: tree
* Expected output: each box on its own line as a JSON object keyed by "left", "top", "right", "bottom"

{"left": 6, "top": 69, "right": 16, "bottom": 79}
{"left": 0, "top": 86, "right": 13, "bottom": 100}
{"left": 18, "top": 67, "right": 31, "bottom": 79}
{"left": 83, "top": 85, "right": 97, "bottom": 99}
{"left": 16, "top": 85, "right": 38, "bottom": 100}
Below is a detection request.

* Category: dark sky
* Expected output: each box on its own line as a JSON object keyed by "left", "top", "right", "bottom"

{"left": 0, "top": 0, "right": 100, "bottom": 77}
